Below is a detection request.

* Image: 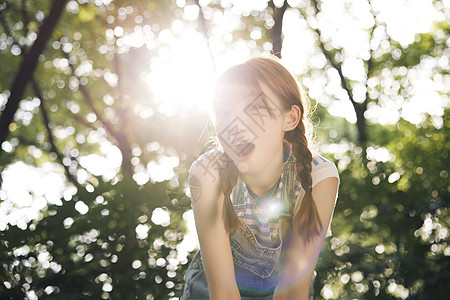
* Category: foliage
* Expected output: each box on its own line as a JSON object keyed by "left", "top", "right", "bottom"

{"left": 315, "top": 111, "right": 449, "bottom": 299}
{"left": 1, "top": 175, "right": 192, "bottom": 299}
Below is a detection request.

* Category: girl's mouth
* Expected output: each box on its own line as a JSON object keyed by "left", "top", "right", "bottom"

{"left": 235, "top": 142, "right": 255, "bottom": 161}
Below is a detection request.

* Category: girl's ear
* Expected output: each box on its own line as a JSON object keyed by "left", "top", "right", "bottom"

{"left": 283, "top": 105, "right": 301, "bottom": 132}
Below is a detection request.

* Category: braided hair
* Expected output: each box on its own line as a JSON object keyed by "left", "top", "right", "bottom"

{"left": 210, "top": 55, "right": 323, "bottom": 243}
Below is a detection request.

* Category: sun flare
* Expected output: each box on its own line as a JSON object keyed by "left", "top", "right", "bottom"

{"left": 144, "top": 30, "right": 217, "bottom": 117}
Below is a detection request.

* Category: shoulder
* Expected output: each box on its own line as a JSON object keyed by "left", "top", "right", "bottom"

{"left": 189, "top": 148, "right": 230, "bottom": 181}
{"left": 188, "top": 148, "right": 229, "bottom": 208}
{"left": 310, "top": 153, "right": 340, "bottom": 188}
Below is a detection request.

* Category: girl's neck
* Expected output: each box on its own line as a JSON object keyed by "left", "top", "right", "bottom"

{"left": 241, "top": 144, "right": 284, "bottom": 197}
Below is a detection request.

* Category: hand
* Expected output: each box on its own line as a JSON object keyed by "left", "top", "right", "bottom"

{"left": 189, "top": 148, "right": 233, "bottom": 204}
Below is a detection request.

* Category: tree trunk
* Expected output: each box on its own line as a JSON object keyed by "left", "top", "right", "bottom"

{"left": 268, "top": 0, "right": 288, "bottom": 58}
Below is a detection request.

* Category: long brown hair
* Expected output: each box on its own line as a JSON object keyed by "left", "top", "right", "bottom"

{"left": 210, "top": 55, "right": 323, "bottom": 244}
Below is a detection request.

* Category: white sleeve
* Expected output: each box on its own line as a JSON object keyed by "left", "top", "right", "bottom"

{"left": 311, "top": 156, "right": 340, "bottom": 188}
{"left": 293, "top": 154, "right": 340, "bottom": 238}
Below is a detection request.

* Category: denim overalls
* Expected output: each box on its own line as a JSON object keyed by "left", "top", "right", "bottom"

{"left": 182, "top": 143, "right": 316, "bottom": 299}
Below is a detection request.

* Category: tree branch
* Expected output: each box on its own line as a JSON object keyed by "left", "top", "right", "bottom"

{"left": 21, "top": 0, "right": 30, "bottom": 43}
{"left": 65, "top": 50, "right": 134, "bottom": 177}
{"left": 64, "top": 51, "right": 119, "bottom": 140}
{"left": 112, "top": 53, "right": 133, "bottom": 176}
{"left": 31, "top": 78, "right": 82, "bottom": 191}
{"left": 0, "top": 0, "right": 68, "bottom": 154}
{"left": 268, "top": 0, "right": 289, "bottom": 58}
{"left": 308, "top": 0, "right": 357, "bottom": 107}
{"left": 71, "top": 112, "right": 99, "bottom": 132}
{"left": 300, "top": 0, "right": 367, "bottom": 145}
{"left": 195, "top": 0, "right": 217, "bottom": 75}
{"left": 366, "top": 0, "right": 379, "bottom": 81}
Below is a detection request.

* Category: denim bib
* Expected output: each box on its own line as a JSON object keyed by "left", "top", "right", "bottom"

{"left": 181, "top": 214, "right": 315, "bottom": 299}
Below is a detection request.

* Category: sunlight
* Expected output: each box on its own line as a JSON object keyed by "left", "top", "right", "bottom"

{"left": 0, "top": 162, "right": 67, "bottom": 231}
{"left": 151, "top": 207, "right": 171, "bottom": 227}
{"left": 281, "top": 0, "right": 443, "bottom": 126}
{"left": 78, "top": 141, "right": 122, "bottom": 181}
{"left": 146, "top": 155, "right": 180, "bottom": 183}
{"left": 373, "top": 0, "right": 439, "bottom": 46}
{"left": 144, "top": 29, "right": 216, "bottom": 117}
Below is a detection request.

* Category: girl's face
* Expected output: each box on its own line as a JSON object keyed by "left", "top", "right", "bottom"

{"left": 215, "top": 82, "right": 287, "bottom": 174}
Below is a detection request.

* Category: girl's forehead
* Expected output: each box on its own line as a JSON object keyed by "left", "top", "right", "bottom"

{"left": 214, "top": 88, "right": 261, "bottom": 112}
{"left": 215, "top": 83, "right": 261, "bottom": 99}
{"left": 215, "top": 81, "right": 283, "bottom": 106}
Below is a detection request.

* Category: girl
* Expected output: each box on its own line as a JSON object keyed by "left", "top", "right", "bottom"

{"left": 182, "top": 56, "right": 339, "bottom": 300}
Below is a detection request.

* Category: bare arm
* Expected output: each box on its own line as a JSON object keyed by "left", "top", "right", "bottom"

{"left": 189, "top": 150, "right": 241, "bottom": 300}
{"left": 273, "top": 177, "right": 339, "bottom": 300}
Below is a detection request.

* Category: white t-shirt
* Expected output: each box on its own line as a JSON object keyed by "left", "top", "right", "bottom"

{"left": 293, "top": 153, "right": 340, "bottom": 213}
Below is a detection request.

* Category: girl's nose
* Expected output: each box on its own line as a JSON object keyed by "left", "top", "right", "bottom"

{"left": 218, "top": 116, "right": 258, "bottom": 150}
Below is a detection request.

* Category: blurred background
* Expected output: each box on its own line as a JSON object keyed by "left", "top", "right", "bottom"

{"left": 0, "top": 0, "right": 448, "bottom": 299}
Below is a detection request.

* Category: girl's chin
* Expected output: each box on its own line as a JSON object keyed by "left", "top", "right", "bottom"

{"left": 235, "top": 158, "right": 262, "bottom": 174}
{"left": 236, "top": 161, "right": 250, "bottom": 173}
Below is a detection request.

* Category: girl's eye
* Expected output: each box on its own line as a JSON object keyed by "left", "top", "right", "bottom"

{"left": 215, "top": 112, "right": 229, "bottom": 125}
{"left": 253, "top": 105, "right": 267, "bottom": 110}
{"left": 217, "top": 108, "right": 234, "bottom": 118}
{"left": 250, "top": 104, "right": 271, "bottom": 114}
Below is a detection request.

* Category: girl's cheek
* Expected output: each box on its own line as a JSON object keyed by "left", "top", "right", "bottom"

{"left": 216, "top": 112, "right": 241, "bottom": 135}
{"left": 215, "top": 121, "right": 229, "bottom": 139}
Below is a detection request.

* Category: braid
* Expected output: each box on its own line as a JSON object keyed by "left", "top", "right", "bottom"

{"left": 219, "top": 153, "right": 241, "bottom": 234}
{"left": 286, "top": 123, "right": 323, "bottom": 244}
